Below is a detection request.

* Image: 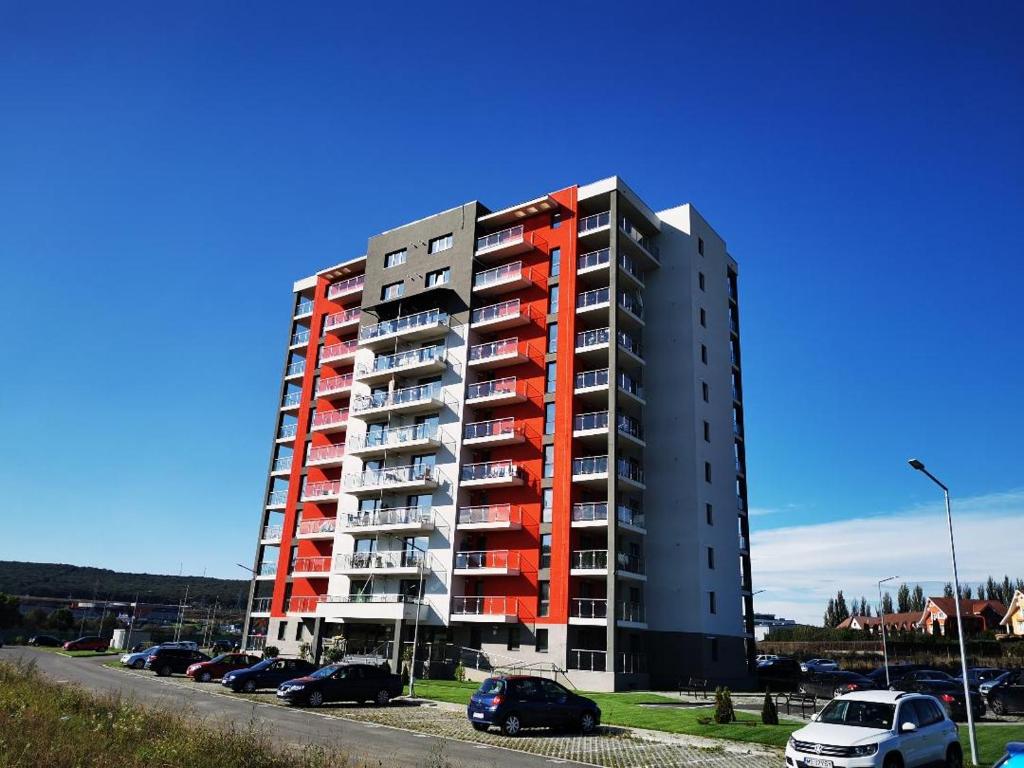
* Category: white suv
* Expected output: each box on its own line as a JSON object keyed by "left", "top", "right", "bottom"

{"left": 785, "top": 690, "right": 962, "bottom": 768}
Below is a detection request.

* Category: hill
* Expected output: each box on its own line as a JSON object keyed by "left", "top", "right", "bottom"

{"left": 0, "top": 561, "right": 249, "bottom": 608}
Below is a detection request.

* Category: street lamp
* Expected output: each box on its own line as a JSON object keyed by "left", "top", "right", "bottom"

{"left": 908, "top": 458, "right": 977, "bottom": 766}
{"left": 877, "top": 576, "right": 898, "bottom": 687}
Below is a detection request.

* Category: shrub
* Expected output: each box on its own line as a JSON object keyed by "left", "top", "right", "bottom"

{"left": 323, "top": 645, "right": 345, "bottom": 663}
{"left": 713, "top": 686, "right": 736, "bottom": 724}
{"left": 453, "top": 664, "right": 466, "bottom": 682}
{"left": 761, "top": 689, "right": 779, "bottom": 725}
{"left": 263, "top": 645, "right": 280, "bottom": 658}
{"left": 297, "top": 642, "right": 312, "bottom": 662}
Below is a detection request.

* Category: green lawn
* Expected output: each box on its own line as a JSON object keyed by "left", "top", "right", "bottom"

{"left": 406, "top": 680, "right": 1024, "bottom": 761}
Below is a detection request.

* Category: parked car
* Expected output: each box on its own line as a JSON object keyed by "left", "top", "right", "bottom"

{"left": 276, "top": 663, "right": 402, "bottom": 707}
{"left": 210, "top": 640, "right": 235, "bottom": 654}
{"left": 996, "top": 741, "right": 1024, "bottom": 768}
{"left": 144, "top": 647, "right": 210, "bottom": 676}
{"left": 756, "top": 656, "right": 802, "bottom": 691}
{"left": 755, "top": 654, "right": 779, "bottom": 664}
{"left": 981, "top": 670, "right": 1016, "bottom": 696}
{"left": 467, "top": 675, "right": 601, "bottom": 736}
{"left": 956, "top": 666, "right": 1006, "bottom": 688}
{"left": 889, "top": 669, "right": 958, "bottom": 689}
{"left": 120, "top": 646, "right": 161, "bottom": 669}
{"left": 63, "top": 636, "right": 109, "bottom": 652}
{"left": 161, "top": 640, "right": 199, "bottom": 651}
{"left": 864, "top": 663, "right": 931, "bottom": 687}
{"left": 28, "top": 635, "right": 62, "bottom": 647}
{"left": 186, "top": 652, "right": 262, "bottom": 682}
{"left": 988, "top": 670, "right": 1024, "bottom": 716}
{"left": 222, "top": 657, "right": 317, "bottom": 692}
{"left": 800, "top": 670, "right": 876, "bottom": 699}
{"left": 800, "top": 658, "right": 840, "bottom": 674}
{"left": 892, "top": 675, "right": 985, "bottom": 721}
{"left": 785, "top": 690, "right": 962, "bottom": 768}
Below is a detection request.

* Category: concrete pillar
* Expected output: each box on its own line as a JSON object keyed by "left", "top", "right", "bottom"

{"left": 390, "top": 618, "right": 404, "bottom": 674}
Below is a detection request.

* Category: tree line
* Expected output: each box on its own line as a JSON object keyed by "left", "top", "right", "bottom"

{"left": 823, "top": 574, "right": 1023, "bottom": 628}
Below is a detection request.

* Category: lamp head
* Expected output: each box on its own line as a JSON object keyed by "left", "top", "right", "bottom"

{"left": 907, "top": 458, "right": 925, "bottom": 471}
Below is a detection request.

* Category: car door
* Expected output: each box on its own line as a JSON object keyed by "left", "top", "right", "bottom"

{"left": 511, "top": 679, "right": 547, "bottom": 727}
{"left": 540, "top": 679, "right": 572, "bottom": 726}
{"left": 895, "top": 700, "right": 925, "bottom": 766}
{"left": 911, "top": 698, "right": 945, "bottom": 763}
{"left": 1006, "top": 673, "right": 1024, "bottom": 712}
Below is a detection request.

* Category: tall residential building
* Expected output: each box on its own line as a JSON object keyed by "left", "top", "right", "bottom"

{"left": 241, "top": 177, "right": 753, "bottom": 690}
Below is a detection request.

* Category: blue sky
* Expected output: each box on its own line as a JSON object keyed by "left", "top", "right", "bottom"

{"left": 1, "top": 3, "right": 1021, "bottom": 616}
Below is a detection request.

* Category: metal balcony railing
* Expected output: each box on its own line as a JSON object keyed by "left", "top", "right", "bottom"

{"left": 335, "top": 550, "right": 427, "bottom": 571}
{"left": 244, "top": 634, "right": 267, "bottom": 651}
{"left": 577, "top": 287, "right": 610, "bottom": 309}
{"left": 346, "top": 464, "right": 435, "bottom": 489}
{"left": 617, "top": 414, "right": 644, "bottom": 440}
{"left": 574, "top": 411, "right": 608, "bottom": 432}
{"left": 298, "top": 517, "right": 337, "bottom": 536}
{"left": 473, "top": 261, "right": 524, "bottom": 290}
{"left": 457, "top": 503, "right": 521, "bottom": 526}
{"left": 577, "top": 247, "right": 610, "bottom": 271}
{"left": 616, "top": 505, "right": 646, "bottom": 529}
{"left": 460, "top": 460, "right": 520, "bottom": 482}
{"left": 267, "top": 489, "right": 289, "bottom": 506}
{"left": 616, "top": 551, "right": 646, "bottom": 574}
{"left": 571, "top": 502, "right": 608, "bottom": 522}
{"left": 617, "top": 652, "right": 648, "bottom": 674}
{"left": 572, "top": 456, "right": 608, "bottom": 476}
{"left": 578, "top": 211, "right": 610, "bottom": 234}
{"left": 323, "top": 307, "right": 361, "bottom": 331}
{"left": 575, "top": 368, "right": 609, "bottom": 389}
{"left": 617, "top": 372, "right": 644, "bottom": 399}
{"left": 571, "top": 598, "right": 608, "bottom": 620}
{"left": 302, "top": 479, "right": 342, "bottom": 499}
{"left": 295, "top": 299, "right": 314, "bottom": 316}
{"left": 290, "top": 330, "right": 310, "bottom": 346}
{"left": 286, "top": 595, "right": 326, "bottom": 613}
{"left": 282, "top": 391, "right": 302, "bottom": 408}
{"left": 568, "top": 648, "right": 607, "bottom": 671}
{"left": 344, "top": 506, "right": 432, "bottom": 529}
{"left": 617, "top": 458, "right": 645, "bottom": 484}
{"left": 359, "top": 344, "right": 445, "bottom": 376}
{"left": 324, "top": 593, "right": 415, "bottom": 605}
{"left": 454, "top": 550, "right": 518, "bottom": 570}
{"left": 251, "top": 597, "right": 272, "bottom": 613}
{"left": 576, "top": 327, "right": 610, "bottom": 349}
{"left": 468, "top": 337, "right": 519, "bottom": 362}
{"left": 619, "top": 217, "right": 659, "bottom": 259}
{"left": 359, "top": 309, "right": 448, "bottom": 342}
{"left": 307, "top": 444, "right": 345, "bottom": 464}
{"left": 348, "top": 422, "right": 437, "bottom": 451}
{"left": 278, "top": 423, "right": 298, "bottom": 440}
{"left": 463, "top": 417, "right": 518, "bottom": 441}
{"left": 351, "top": 381, "right": 442, "bottom": 413}
{"left": 292, "top": 556, "right": 332, "bottom": 574}
{"left": 618, "top": 252, "right": 641, "bottom": 280}
{"left": 285, "top": 360, "right": 306, "bottom": 377}
{"left": 618, "top": 290, "right": 644, "bottom": 319}
{"left": 272, "top": 456, "right": 292, "bottom": 473}
{"left": 451, "top": 596, "right": 517, "bottom": 616}
{"left": 257, "top": 562, "right": 277, "bottom": 577}
{"left": 466, "top": 376, "right": 518, "bottom": 401}
{"left": 326, "top": 274, "right": 364, "bottom": 300}
{"left": 471, "top": 298, "right": 526, "bottom": 325}
{"left": 320, "top": 340, "right": 359, "bottom": 363}
{"left": 475, "top": 224, "right": 524, "bottom": 253}
{"left": 617, "top": 602, "right": 646, "bottom": 623}
{"left": 315, "top": 374, "right": 354, "bottom": 397}
{"left": 261, "top": 524, "right": 282, "bottom": 541}
{"left": 571, "top": 549, "right": 608, "bottom": 570}
{"left": 310, "top": 408, "right": 349, "bottom": 429}
{"left": 617, "top": 330, "right": 643, "bottom": 358}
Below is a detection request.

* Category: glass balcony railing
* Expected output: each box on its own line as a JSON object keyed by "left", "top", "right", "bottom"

{"left": 473, "top": 261, "right": 523, "bottom": 290}
{"left": 471, "top": 299, "right": 525, "bottom": 326}
{"left": 616, "top": 551, "right": 646, "bottom": 574}
{"left": 574, "top": 411, "right": 608, "bottom": 432}
{"left": 572, "top": 456, "right": 608, "bottom": 476}
{"left": 468, "top": 337, "right": 518, "bottom": 363}
{"left": 617, "top": 505, "right": 645, "bottom": 529}
{"left": 466, "top": 376, "right": 518, "bottom": 401}
{"left": 475, "top": 224, "right": 524, "bottom": 253}
{"left": 617, "top": 414, "right": 644, "bottom": 440}
{"left": 617, "top": 330, "right": 643, "bottom": 358}
{"left": 320, "top": 340, "right": 359, "bottom": 363}
{"left": 571, "top": 549, "right": 608, "bottom": 570}
{"left": 577, "top": 287, "right": 610, "bottom": 309}
{"left": 261, "top": 524, "right": 282, "bottom": 541}
{"left": 346, "top": 464, "right": 436, "bottom": 489}
{"left": 570, "top": 597, "right": 607, "bottom": 619}
{"left": 617, "top": 372, "right": 644, "bottom": 399}
{"left": 575, "top": 368, "right": 609, "bottom": 389}
{"left": 286, "top": 595, "right": 326, "bottom": 613}
{"left": 295, "top": 299, "right": 314, "bottom": 316}
{"left": 572, "top": 502, "right": 608, "bottom": 522}
{"left": 348, "top": 422, "right": 437, "bottom": 451}
{"left": 452, "top": 596, "right": 517, "bottom": 616}
{"left": 578, "top": 211, "right": 610, "bottom": 234}
{"left": 568, "top": 648, "right": 606, "bottom": 672}
{"left": 351, "top": 381, "right": 442, "bottom": 413}
{"left": 315, "top": 374, "right": 353, "bottom": 397}
{"left": 617, "top": 458, "right": 645, "bottom": 484}
{"left": 302, "top": 480, "right": 342, "bottom": 499}
{"left": 272, "top": 456, "right": 292, "bottom": 473}
{"left": 335, "top": 550, "right": 426, "bottom": 571}
{"left": 454, "top": 550, "right": 518, "bottom": 571}
{"left": 327, "top": 275, "right": 364, "bottom": 300}
{"left": 576, "top": 327, "right": 610, "bottom": 349}
{"left": 291, "top": 556, "right": 332, "bottom": 574}
{"left": 323, "top": 308, "right": 361, "bottom": 331}
{"left": 345, "top": 506, "right": 432, "bottom": 529}
{"left": 618, "top": 252, "right": 641, "bottom": 280}
{"left": 298, "top": 517, "right": 337, "bottom": 536}
{"left": 460, "top": 460, "right": 520, "bottom": 482}
{"left": 577, "top": 247, "right": 610, "bottom": 271}
{"left": 325, "top": 593, "right": 416, "bottom": 605}
{"left": 463, "top": 417, "right": 517, "bottom": 441}
{"left": 457, "top": 503, "right": 520, "bottom": 526}
{"left": 359, "top": 344, "right": 445, "bottom": 376}
{"left": 290, "top": 330, "right": 310, "bottom": 347}
{"left": 310, "top": 408, "right": 348, "bottom": 429}
{"left": 251, "top": 597, "right": 272, "bottom": 612}
{"left": 619, "top": 217, "right": 659, "bottom": 259}
{"left": 306, "top": 444, "right": 345, "bottom": 464}
{"left": 278, "top": 423, "right": 298, "bottom": 440}
{"left": 282, "top": 391, "right": 302, "bottom": 408}
{"left": 285, "top": 361, "right": 306, "bottom": 377}
{"left": 359, "top": 309, "right": 448, "bottom": 342}
{"left": 257, "top": 561, "right": 278, "bottom": 577}
{"left": 616, "top": 602, "right": 646, "bottom": 623}
{"left": 618, "top": 290, "right": 644, "bottom": 319}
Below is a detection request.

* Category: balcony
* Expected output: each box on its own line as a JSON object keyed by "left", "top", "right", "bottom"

{"left": 616, "top": 601, "right": 647, "bottom": 627}
{"left": 344, "top": 464, "right": 438, "bottom": 495}
{"left": 310, "top": 408, "right": 349, "bottom": 433}
{"left": 570, "top": 549, "right": 608, "bottom": 576}
{"left": 474, "top": 224, "right": 545, "bottom": 262}
{"left": 578, "top": 210, "right": 611, "bottom": 237}
{"left": 577, "top": 247, "right": 610, "bottom": 275}
{"left": 616, "top": 505, "right": 646, "bottom": 534}
{"left": 315, "top": 373, "right": 354, "bottom": 399}
{"left": 574, "top": 368, "right": 609, "bottom": 400}
{"left": 576, "top": 287, "right": 611, "bottom": 315}
{"left": 617, "top": 458, "right": 646, "bottom": 489}
{"left": 261, "top": 524, "right": 283, "bottom": 542}
{"left": 575, "top": 327, "right": 610, "bottom": 362}
{"left": 572, "top": 455, "right": 608, "bottom": 485}
{"left": 294, "top": 299, "right": 314, "bottom": 318}
{"left": 334, "top": 550, "right": 427, "bottom": 576}
{"left": 617, "top": 252, "right": 645, "bottom": 288}
{"left": 450, "top": 596, "right": 518, "bottom": 623}
{"left": 618, "top": 290, "right": 644, "bottom": 324}
{"left": 465, "top": 376, "right": 527, "bottom": 406}
{"left": 266, "top": 489, "right": 289, "bottom": 508}
{"left": 568, "top": 649, "right": 606, "bottom": 672}
{"left": 616, "top": 551, "right": 646, "bottom": 580}
{"left": 617, "top": 372, "right": 645, "bottom": 404}
{"left": 327, "top": 275, "right": 364, "bottom": 301}
{"left": 276, "top": 423, "right": 298, "bottom": 442}
{"left": 571, "top": 502, "right": 608, "bottom": 529}
{"left": 286, "top": 595, "right": 327, "bottom": 614}
{"left": 456, "top": 503, "right": 522, "bottom": 531}
{"left": 281, "top": 391, "right": 302, "bottom": 411}
{"left": 256, "top": 562, "right": 277, "bottom": 579}
{"left": 569, "top": 598, "right": 607, "bottom": 626}
{"left": 347, "top": 423, "right": 440, "bottom": 458}
{"left": 321, "top": 593, "right": 425, "bottom": 621}
{"left": 460, "top": 460, "right": 523, "bottom": 489}
{"left": 323, "top": 307, "right": 361, "bottom": 333}
{"left": 340, "top": 506, "right": 434, "bottom": 534}
{"left": 467, "top": 337, "right": 528, "bottom": 369}
{"left": 319, "top": 339, "right": 359, "bottom": 365}
{"left": 470, "top": 299, "right": 534, "bottom": 331}
{"left": 573, "top": 411, "right": 608, "bottom": 440}
{"left": 359, "top": 309, "right": 449, "bottom": 349}
{"left": 296, "top": 517, "right": 338, "bottom": 539}
{"left": 472, "top": 261, "right": 534, "bottom": 296}
{"left": 285, "top": 360, "right": 306, "bottom": 380}
{"left": 306, "top": 443, "right": 345, "bottom": 468}
{"left": 617, "top": 414, "right": 645, "bottom": 445}
{"left": 350, "top": 381, "right": 443, "bottom": 417}
{"left": 617, "top": 331, "right": 644, "bottom": 365}
{"left": 290, "top": 329, "right": 311, "bottom": 349}
{"left": 301, "top": 479, "right": 342, "bottom": 502}
{"left": 250, "top": 597, "right": 272, "bottom": 614}
{"left": 271, "top": 455, "right": 292, "bottom": 475}
{"left": 619, "top": 217, "right": 660, "bottom": 264}
{"left": 463, "top": 417, "right": 525, "bottom": 447}
{"left": 356, "top": 344, "right": 446, "bottom": 383}
{"left": 291, "top": 556, "right": 332, "bottom": 577}
{"left": 453, "top": 550, "right": 520, "bottom": 576}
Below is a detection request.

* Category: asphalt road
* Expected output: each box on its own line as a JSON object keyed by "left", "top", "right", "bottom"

{"left": 0, "top": 646, "right": 590, "bottom": 768}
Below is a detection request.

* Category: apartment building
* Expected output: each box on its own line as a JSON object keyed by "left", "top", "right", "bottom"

{"left": 241, "top": 177, "right": 753, "bottom": 690}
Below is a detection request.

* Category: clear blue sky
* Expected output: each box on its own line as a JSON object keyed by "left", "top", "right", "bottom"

{"left": 1, "top": 2, "right": 1021, "bottom": 585}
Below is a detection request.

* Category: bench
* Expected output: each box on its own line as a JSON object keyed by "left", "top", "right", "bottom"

{"left": 679, "top": 677, "right": 710, "bottom": 699}
{"left": 775, "top": 692, "right": 817, "bottom": 718}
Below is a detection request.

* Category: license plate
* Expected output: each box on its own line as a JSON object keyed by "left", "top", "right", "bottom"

{"left": 804, "top": 759, "right": 832, "bottom": 768}
{"left": 472, "top": 712, "right": 484, "bottom": 719}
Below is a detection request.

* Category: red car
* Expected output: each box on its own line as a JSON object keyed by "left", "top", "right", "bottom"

{"left": 63, "top": 636, "right": 109, "bottom": 652}
{"left": 186, "top": 653, "right": 262, "bottom": 682}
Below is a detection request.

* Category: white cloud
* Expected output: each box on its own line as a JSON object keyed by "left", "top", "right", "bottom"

{"left": 750, "top": 489, "right": 1024, "bottom": 625}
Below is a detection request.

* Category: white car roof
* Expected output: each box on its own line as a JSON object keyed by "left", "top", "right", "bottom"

{"left": 840, "top": 690, "right": 918, "bottom": 704}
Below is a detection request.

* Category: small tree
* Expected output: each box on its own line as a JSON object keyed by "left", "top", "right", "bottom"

{"left": 263, "top": 645, "right": 280, "bottom": 658}
{"left": 897, "top": 583, "right": 911, "bottom": 613}
{"left": 297, "top": 642, "right": 312, "bottom": 661}
{"left": 761, "top": 689, "right": 779, "bottom": 725}
{"left": 880, "top": 592, "right": 893, "bottom": 616}
{"left": 943, "top": 582, "right": 954, "bottom": 598}
{"left": 713, "top": 686, "right": 735, "bottom": 724}
{"left": 0, "top": 594, "right": 21, "bottom": 629}
{"left": 453, "top": 663, "right": 466, "bottom": 682}
{"left": 911, "top": 584, "right": 926, "bottom": 612}
{"left": 50, "top": 608, "right": 75, "bottom": 633}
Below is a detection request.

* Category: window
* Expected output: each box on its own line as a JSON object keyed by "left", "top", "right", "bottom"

{"left": 703, "top": 420, "right": 710, "bottom": 442}
{"left": 709, "top": 591, "right": 717, "bottom": 614}
{"left": 549, "top": 247, "right": 561, "bottom": 278}
{"left": 548, "top": 285, "right": 559, "bottom": 314}
{"left": 545, "top": 362, "right": 557, "bottom": 393}
{"left": 709, "top": 636, "right": 719, "bottom": 661}
{"left": 704, "top": 462, "right": 712, "bottom": 483}
{"left": 543, "top": 445, "right": 555, "bottom": 478}
{"left": 381, "top": 281, "right": 404, "bottom": 301}
{"left": 701, "top": 344, "right": 708, "bottom": 364}
{"left": 295, "top": 620, "right": 303, "bottom": 641}
{"left": 705, "top": 503, "right": 713, "bottom": 525}
{"left": 544, "top": 403, "right": 556, "bottom": 435}
{"left": 535, "top": 626, "right": 549, "bottom": 650}
{"left": 547, "top": 323, "right": 558, "bottom": 353}
{"left": 425, "top": 267, "right": 450, "bottom": 287}
{"left": 507, "top": 625, "right": 521, "bottom": 651}
{"left": 384, "top": 249, "right": 407, "bottom": 269}
{"left": 551, "top": 212, "right": 562, "bottom": 230}
{"left": 542, "top": 488, "right": 553, "bottom": 523}
{"left": 540, "top": 534, "right": 551, "bottom": 569}
{"left": 700, "top": 308, "right": 707, "bottom": 327}
{"left": 698, "top": 272, "right": 706, "bottom": 291}
{"left": 277, "top": 621, "right": 287, "bottom": 641}
{"left": 702, "top": 381, "right": 709, "bottom": 402}
{"left": 428, "top": 234, "right": 452, "bottom": 254}
{"left": 707, "top": 547, "right": 715, "bottom": 569}
{"left": 698, "top": 237, "right": 705, "bottom": 256}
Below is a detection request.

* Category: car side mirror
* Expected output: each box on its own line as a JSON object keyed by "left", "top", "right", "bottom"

{"left": 900, "top": 722, "right": 917, "bottom": 733}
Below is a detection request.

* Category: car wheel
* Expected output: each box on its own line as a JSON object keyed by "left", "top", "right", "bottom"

{"left": 579, "top": 710, "right": 597, "bottom": 734}
{"left": 131, "top": 659, "right": 145, "bottom": 670}
{"left": 883, "top": 753, "right": 903, "bottom": 768}
{"left": 375, "top": 689, "right": 391, "bottom": 706}
{"left": 501, "top": 713, "right": 522, "bottom": 736}
{"left": 199, "top": 671, "right": 212, "bottom": 683}
{"left": 307, "top": 690, "right": 324, "bottom": 707}
{"left": 242, "top": 680, "right": 257, "bottom": 693}
{"left": 991, "top": 698, "right": 1005, "bottom": 716}
{"left": 945, "top": 743, "right": 963, "bottom": 768}
{"left": 472, "top": 723, "right": 489, "bottom": 732}
{"left": 158, "top": 665, "right": 172, "bottom": 677}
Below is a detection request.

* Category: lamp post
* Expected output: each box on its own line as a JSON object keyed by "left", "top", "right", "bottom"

{"left": 908, "top": 458, "right": 977, "bottom": 766}
{"left": 877, "top": 576, "right": 898, "bottom": 687}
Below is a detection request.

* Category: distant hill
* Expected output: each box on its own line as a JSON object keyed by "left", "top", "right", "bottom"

{"left": 0, "top": 561, "right": 249, "bottom": 608}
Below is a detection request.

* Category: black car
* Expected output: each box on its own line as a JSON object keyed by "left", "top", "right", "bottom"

{"left": 756, "top": 657, "right": 802, "bottom": 691}
{"left": 889, "top": 669, "right": 957, "bottom": 689}
{"left": 222, "top": 657, "right": 317, "bottom": 692}
{"left": 894, "top": 676, "right": 986, "bottom": 721}
{"left": 210, "top": 640, "right": 236, "bottom": 654}
{"left": 988, "top": 670, "right": 1024, "bottom": 715}
{"left": 864, "top": 663, "right": 931, "bottom": 687}
{"left": 958, "top": 667, "right": 1007, "bottom": 688}
{"left": 467, "top": 675, "right": 601, "bottom": 736}
{"left": 144, "top": 647, "right": 211, "bottom": 676}
{"left": 276, "top": 663, "right": 403, "bottom": 707}
{"left": 799, "top": 670, "right": 876, "bottom": 699}
{"left": 28, "top": 635, "right": 62, "bottom": 647}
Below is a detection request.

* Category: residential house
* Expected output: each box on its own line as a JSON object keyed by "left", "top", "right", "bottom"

{"left": 1000, "top": 590, "right": 1024, "bottom": 637}
{"left": 919, "top": 597, "right": 1007, "bottom": 636}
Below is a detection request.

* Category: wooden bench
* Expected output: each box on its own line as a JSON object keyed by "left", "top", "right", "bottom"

{"left": 775, "top": 692, "right": 817, "bottom": 718}
{"left": 679, "top": 677, "right": 710, "bottom": 699}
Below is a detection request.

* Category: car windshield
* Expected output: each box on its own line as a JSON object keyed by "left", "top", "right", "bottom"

{"left": 308, "top": 665, "right": 339, "bottom": 679}
{"left": 818, "top": 700, "right": 895, "bottom": 730}
{"left": 250, "top": 659, "right": 273, "bottom": 670}
{"left": 209, "top": 654, "right": 229, "bottom": 663}
{"left": 478, "top": 679, "right": 506, "bottom": 695}
{"left": 140, "top": 647, "right": 159, "bottom": 655}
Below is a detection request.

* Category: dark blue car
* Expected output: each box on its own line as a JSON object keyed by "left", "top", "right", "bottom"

{"left": 221, "top": 657, "right": 317, "bottom": 692}
{"left": 995, "top": 742, "right": 1024, "bottom": 768}
{"left": 467, "top": 675, "right": 600, "bottom": 736}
